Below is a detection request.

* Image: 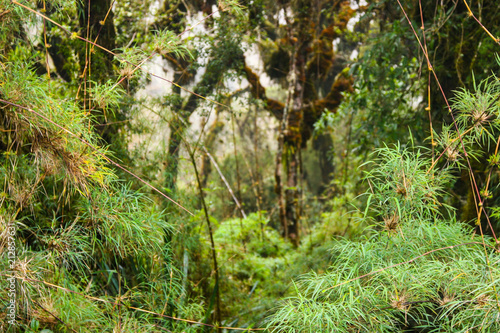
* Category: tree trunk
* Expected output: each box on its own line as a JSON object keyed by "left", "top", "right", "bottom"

{"left": 277, "top": 0, "right": 311, "bottom": 245}
{"left": 275, "top": 84, "right": 292, "bottom": 240}
{"left": 282, "top": 55, "right": 306, "bottom": 245}
{"left": 313, "top": 133, "right": 335, "bottom": 194}
{"left": 165, "top": 116, "right": 184, "bottom": 190}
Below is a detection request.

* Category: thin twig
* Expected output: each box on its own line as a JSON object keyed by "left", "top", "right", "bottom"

{"left": 203, "top": 147, "right": 247, "bottom": 219}
{"left": 462, "top": 0, "right": 500, "bottom": 46}
{"left": 0, "top": 9, "right": 11, "bottom": 18}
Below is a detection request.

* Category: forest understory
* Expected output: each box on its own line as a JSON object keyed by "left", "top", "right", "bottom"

{"left": 2, "top": 0, "right": 500, "bottom": 332}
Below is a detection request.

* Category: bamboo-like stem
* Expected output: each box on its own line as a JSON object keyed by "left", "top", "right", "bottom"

{"left": 275, "top": 81, "right": 293, "bottom": 239}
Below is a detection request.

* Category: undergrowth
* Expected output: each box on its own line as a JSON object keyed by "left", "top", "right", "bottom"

{"left": 267, "top": 69, "right": 500, "bottom": 332}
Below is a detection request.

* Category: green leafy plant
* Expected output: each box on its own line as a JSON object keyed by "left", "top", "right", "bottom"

{"left": 267, "top": 70, "right": 500, "bottom": 332}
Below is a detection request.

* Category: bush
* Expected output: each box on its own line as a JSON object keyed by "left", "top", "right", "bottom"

{"left": 267, "top": 71, "right": 500, "bottom": 331}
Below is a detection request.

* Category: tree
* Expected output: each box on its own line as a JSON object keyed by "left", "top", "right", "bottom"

{"left": 241, "top": 0, "right": 357, "bottom": 244}
{"left": 0, "top": 1, "right": 201, "bottom": 331}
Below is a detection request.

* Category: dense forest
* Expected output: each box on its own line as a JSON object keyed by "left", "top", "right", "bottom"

{"left": 2, "top": 0, "right": 500, "bottom": 331}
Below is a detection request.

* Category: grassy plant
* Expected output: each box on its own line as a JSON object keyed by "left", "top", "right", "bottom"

{"left": 0, "top": 4, "right": 194, "bottom": 331}
{"left": 267, "top": 146, "right": 499, "bottom": 332}
{"left": 267, "top": 71, "right": 500, "bottom": 332}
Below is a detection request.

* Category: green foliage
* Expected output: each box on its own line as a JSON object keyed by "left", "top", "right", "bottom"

{"left": 215, "top": 213, "right": 290, "bottom": 263}
{"left": 266, "top": 64, "right": 500, "bottom": 330}
{"left": 116, "top": 47, "right": 148, "bottom": 81}
{"left": 89, "top": 79, "right": 125, "bottom": 111}
{"left": 151, "top": 29, "right": 193, "bottom": 59}
{"left": 332, "top": 20, "right": 424, "bottom": 149}
{"left": 267, "top": 144, "right": 499, "bottom": 332}
{"left": 218, "top": 0, "right": 247, "bottom": 19}
{"left": 363, "top": 144, "right": 453, "bottom": 223}
{"left": 203, "top": 200, "right": 363, "bottom": 329}
{"left": 0, "top": 0, "right": 34, "bottom": 51}
{"left": 268, "top": 219, "right": 499, "bottom": 332}
{"left": 452, "top": 73, "right": 500, "bottom": 146}
{"left": 0, "top": 59, "right": 113, "bottom": 194}
{"left": 0, "top": 2, "right": 198, "bottom": 331}
{"left": 79, "top": 182, "right": 168, "bottom": 258}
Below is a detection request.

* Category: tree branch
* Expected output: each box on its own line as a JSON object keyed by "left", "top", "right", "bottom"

{"left": 243, "top": 63, "right": 284, "bottom": 119}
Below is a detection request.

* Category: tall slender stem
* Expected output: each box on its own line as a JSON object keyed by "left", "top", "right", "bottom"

{"left": 187, "top": 145, "right": 222, "bottom": 331}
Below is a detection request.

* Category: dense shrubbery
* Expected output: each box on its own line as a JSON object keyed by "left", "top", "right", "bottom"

{"left": 267, "top": 71, "right": 500, "bottom": 331}
{"left": 268, "top": 144, "right": 499, "bottom": 331}
{"left": 0, "top": 2, "right": 200, "bottom": 332}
